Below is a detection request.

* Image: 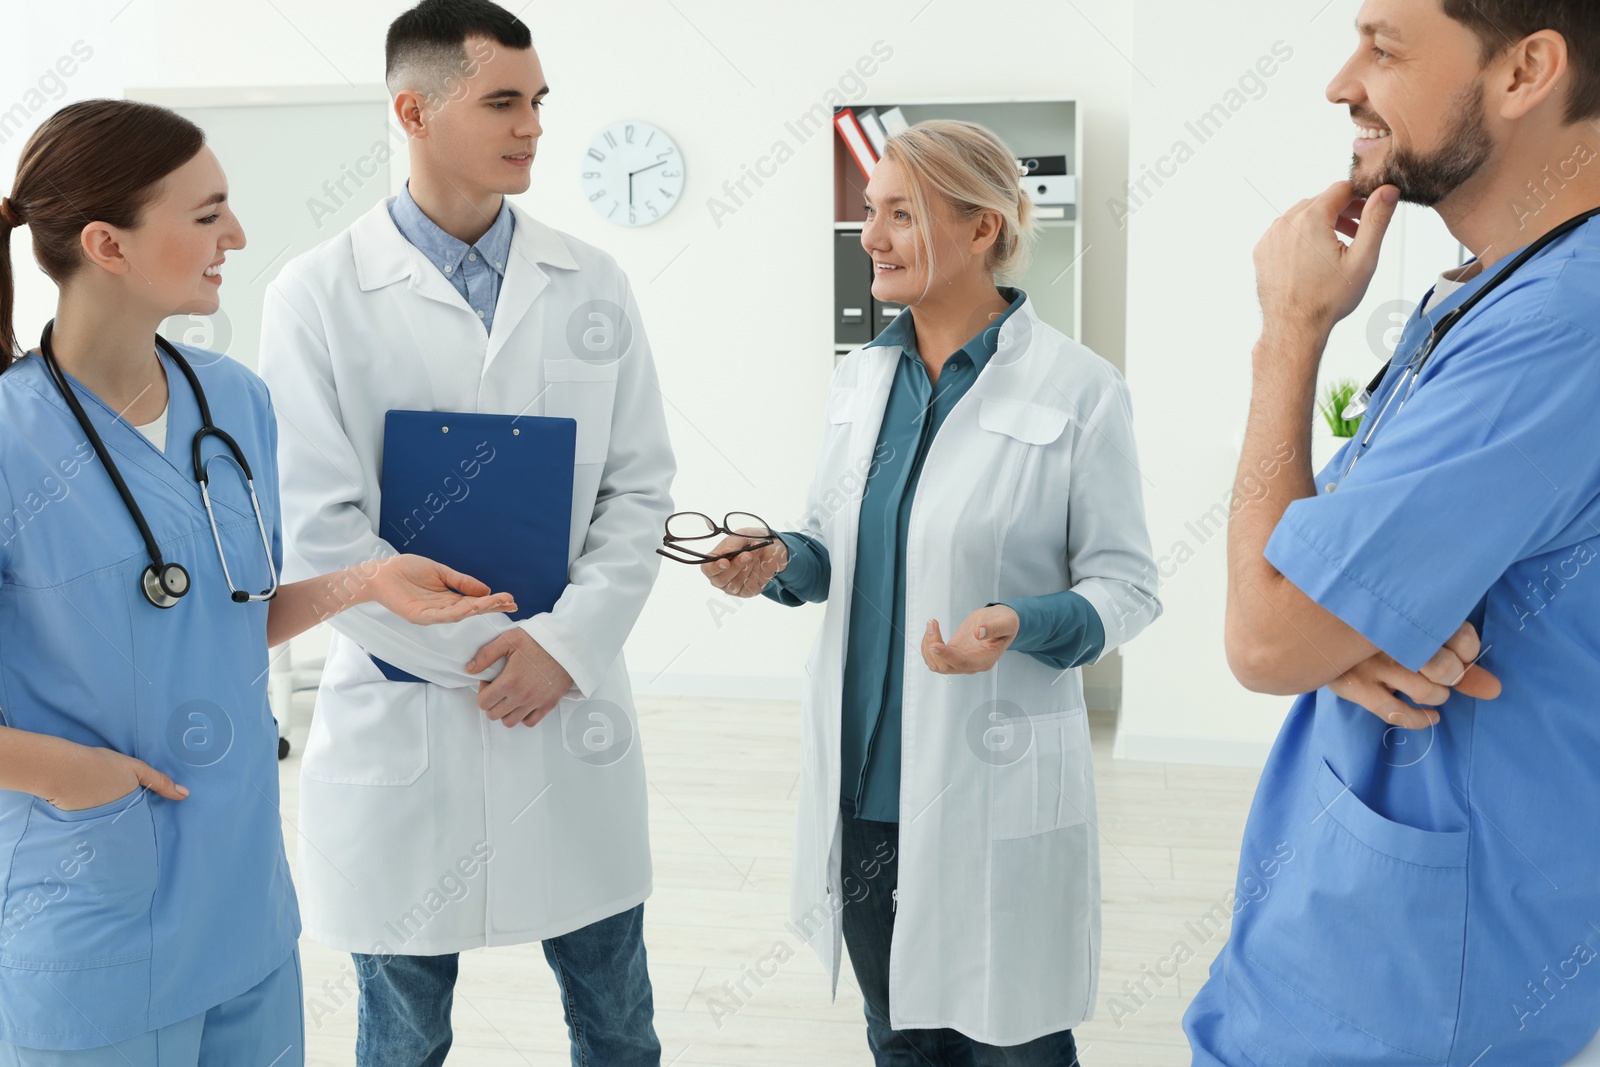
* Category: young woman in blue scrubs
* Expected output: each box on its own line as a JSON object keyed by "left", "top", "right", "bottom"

{"left": 0, "top": 99, "right": 515, "bottom": 1065}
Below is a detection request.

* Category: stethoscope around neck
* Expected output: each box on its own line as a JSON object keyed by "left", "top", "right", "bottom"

{"left": 1333, "top": 203, "right": 1600, "bottom": 485}
{"left": 37, "top": 320, "right": 279, "bottom": 609}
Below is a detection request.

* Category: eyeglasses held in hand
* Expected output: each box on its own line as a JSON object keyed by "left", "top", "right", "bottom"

{"left": 656, "top": 511, "right": 777, "bottom": 565}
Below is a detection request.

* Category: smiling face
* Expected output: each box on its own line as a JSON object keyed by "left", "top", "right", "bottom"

{"left": 405, "top": 36, "right": 547, "bottom": 198}
{"left": 104, "top": 145, "right": 245, "bottom": 318}
{"left": 1328, "top": 0, "right": 1496, "bottom": 205}
{"left": 861, "top": 157, "right": 990, "bottom": 307}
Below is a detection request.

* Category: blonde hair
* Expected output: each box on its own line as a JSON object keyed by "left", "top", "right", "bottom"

{"left": 880, "top": 119, "right": 1039, "bottom": 291}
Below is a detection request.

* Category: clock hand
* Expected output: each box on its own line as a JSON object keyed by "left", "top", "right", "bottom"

{"left": 626, "top": 161, "right": 666, "bottom": 207}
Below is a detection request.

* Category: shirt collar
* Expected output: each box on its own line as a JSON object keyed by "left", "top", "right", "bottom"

{"left": 865, "top": 287, "right": 1026, "bottom": 372}
{"left": 389, "top": 182, "right": 516, "bottom": 278}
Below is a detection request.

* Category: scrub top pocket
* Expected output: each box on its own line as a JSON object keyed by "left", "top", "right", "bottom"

{"left": 1240, "top": 758, "right": 1468, "bottom": 1063}
{"left": 1, "top": 790, "right": 156, "bottom": 971}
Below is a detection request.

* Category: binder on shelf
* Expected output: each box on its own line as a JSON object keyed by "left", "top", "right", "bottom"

{"left": 857, "top": 108, "right": 890, "bottom": 156}
{"left": 1018, "top": 154, "right": 1069, "bottom": 177}
{"left": 879, "top": 106, "right": 911, "bottom": 136}
{"left": 1022, "top": 175, "right": 1078, "bottom": 206}
{"left": 835, "top": 232, "right": 874, "bottom": 346}
{"left": 371, "top": 409, "right": 576, "bottom": 684}
{"left": 834, "top": 108, "right": 877, "bottom": 181}
{"left": 874, "top": 298, "right": 908, "bottom": 331}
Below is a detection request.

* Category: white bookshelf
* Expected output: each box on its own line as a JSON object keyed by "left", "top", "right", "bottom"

{"left": 831, "top": 98, "right": 1084, "bottom": 360}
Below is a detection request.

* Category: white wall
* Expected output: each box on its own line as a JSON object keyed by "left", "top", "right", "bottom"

{"left": 2, "top": 5, "right": 129, "bottom": 340}
{"left": 1117, "top": 0, "right": 1464, "bottom": 765}
{"left": 96, "top": 0, "right": 1139, "bottom": 702}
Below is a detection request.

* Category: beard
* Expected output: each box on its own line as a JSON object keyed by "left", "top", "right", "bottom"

{"left": 1351, "top": 83, "right": 1493, "bottom": 206}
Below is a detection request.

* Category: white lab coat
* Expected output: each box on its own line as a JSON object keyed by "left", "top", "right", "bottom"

{"left": 257, "top": 198, "right": 674, "bottom": 954}
{"left": 788, "top": 296, "right": 1160, "bottom": 1045}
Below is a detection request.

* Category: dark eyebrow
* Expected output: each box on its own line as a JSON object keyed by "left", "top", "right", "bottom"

{"left": 864, "top": 195, "right": 908, "bottom": 206}
{"left": 192, "top": 192, "right": 227, "bottom": 210}
{"left": 1357, "top": 19, "right": 1403, "bottom": 42}
{"left": 480, "top": 85, "right": 549, "bottom": 101}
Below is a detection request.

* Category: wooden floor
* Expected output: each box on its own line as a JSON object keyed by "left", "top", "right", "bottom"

{"left": 281, "top": 694, "right": 1260, "bottom": 1066}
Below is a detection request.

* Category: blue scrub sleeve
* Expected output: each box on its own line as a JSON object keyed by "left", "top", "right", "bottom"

{"left": 993, "top": 590, "right": 1106, "bottom": 669}
{"left": 763, "top": 531, "right": 830, "bottom": 605}
{"left": 1265, "top": 314, "right": 1600, "bottom": 672}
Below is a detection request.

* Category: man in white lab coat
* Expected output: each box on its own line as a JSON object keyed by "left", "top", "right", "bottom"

{"left": 256, "top": 2, "right": 674, "bottom": 1063}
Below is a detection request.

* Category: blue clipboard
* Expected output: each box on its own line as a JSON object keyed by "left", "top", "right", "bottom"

{"left": 373, "top": 410, "right": 576, "bottom": 683}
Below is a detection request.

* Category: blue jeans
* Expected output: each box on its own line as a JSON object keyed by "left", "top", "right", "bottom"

{"left": 840, "top": 811, "right": 1082, "bottom": 1067}
{"left": 352, "top": 904, "right": 659, "bottom": 1067}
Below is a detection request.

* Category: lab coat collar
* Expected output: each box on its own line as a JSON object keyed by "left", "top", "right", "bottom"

{"left": 862, "top": 292, "right": 1069, "bottom": 412}
{"left": 350, "top": 196, "right": 579, "bottom": 295}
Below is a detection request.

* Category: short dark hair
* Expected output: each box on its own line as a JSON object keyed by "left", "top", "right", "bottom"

{"left": 1442, "top": 0, "right": 1600, "bottom": 123}
{"left": 385, "top": 0, "right": 532, "bottom": 96}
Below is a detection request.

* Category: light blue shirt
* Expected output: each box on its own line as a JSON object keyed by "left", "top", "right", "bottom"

{"left": 1186, "top": 217, "right": 1600, "bottom": 1065}
{"left": 0, "top": 345, "right": 297, "bottom": 1049}
{"left": 388, "top": 183, "right": 515, "bottom": 334}
{"left": 765, "top": 289, "right": 1105, "bottom": 822}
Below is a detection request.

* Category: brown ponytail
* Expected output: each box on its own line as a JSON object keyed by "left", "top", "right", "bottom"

{"left": 1, "top": 99, "right": 206, "bottom": 372}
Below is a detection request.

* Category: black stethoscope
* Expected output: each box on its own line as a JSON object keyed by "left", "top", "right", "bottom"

{"left": 38, "top": 321, "right": 279, "bottom": 608}
{"left": 1336, "top": 204, "right": 1600, "bottom": 483}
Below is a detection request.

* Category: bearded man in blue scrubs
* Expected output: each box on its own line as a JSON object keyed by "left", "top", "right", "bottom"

{"left": 1186, "top": 2, "right": 1600, "bottom": 1064}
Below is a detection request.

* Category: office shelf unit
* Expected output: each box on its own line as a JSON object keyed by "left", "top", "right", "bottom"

{"left": 831, "top": 99, "right": 1083, "bottom": 363}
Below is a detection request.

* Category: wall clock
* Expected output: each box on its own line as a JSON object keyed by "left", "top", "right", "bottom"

{"left": 581, "top": 120, "right": 684, "bottom": 227}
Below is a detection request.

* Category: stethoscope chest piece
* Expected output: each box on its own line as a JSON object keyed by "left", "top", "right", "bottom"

{"left": 142, "top": 562, "right": 191, "bottom": 609}
{"left": 37, "top": 320, "right": 280, "bottom": 610}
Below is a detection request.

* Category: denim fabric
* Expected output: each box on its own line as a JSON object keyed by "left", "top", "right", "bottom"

{"left": 353, "top": 905, "right": 660, "bottom": 1067}
{"left": 839, "top": 812, "right": 1082, "bottom": 1067}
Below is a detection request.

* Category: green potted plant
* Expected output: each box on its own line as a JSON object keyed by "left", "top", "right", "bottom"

{"left": 1313, "top": 377, "right": 1361, "bottom": 471}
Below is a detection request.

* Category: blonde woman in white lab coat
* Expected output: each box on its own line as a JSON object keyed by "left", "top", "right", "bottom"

{"left": 699, "top": 120, "right": 1161, "bottom": 1063}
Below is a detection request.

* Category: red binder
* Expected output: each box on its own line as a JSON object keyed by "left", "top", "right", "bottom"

{"left": 835, "top": 108, "right": 878, "bottom": 182}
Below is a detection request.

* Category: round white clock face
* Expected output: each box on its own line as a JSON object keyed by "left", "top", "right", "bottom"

{"left": 581, "top": 121, "right": 684, "bottom": 227}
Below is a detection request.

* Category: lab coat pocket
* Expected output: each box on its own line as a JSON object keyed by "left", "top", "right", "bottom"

{"left": 826, "top": 386, "right": 860, "bottom": 424}
{"left": 1241, "top": 758, "right": 1467, "bottom": 1063}
{"left": 989, "top": 710, "right": 1090, "bottom": 841}
{"left": 977, "top": 398, "right": 1071, "bottom": 446}
{"left": 303, "top": 670, "right": 431, "bottom": 786}
{"left": 0, "top": 791, "right": 156, "bottom": 970}
{"left": 543, "top": 359, "right": 619, "bottom": 465}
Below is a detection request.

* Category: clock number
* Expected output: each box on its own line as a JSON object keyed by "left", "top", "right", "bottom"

{"left": 647, "top": 201, "right": 659, "bottom": 218}
{"left": 659, "top": 187, "right": 674, "bottom": 200}
{"left": 629, "top": 206, "right": 637, "bottom": 224}
{"left": 625, "top": 124, "right": 635, "bottom": 143}
{"left": 583, "top": 171, "right": 601, "bottom": 179}
{"left": 588, "top": 190, "right": 606, "bottom": 202}
{"left": 587, "top": 148, "right": 606, "bottom": 163}
{"left": 661, "top": 170, "right": 681, "bottom": 178}
{"left": 604, "top": 131, "right": 617, "bottom": 148}
{"left": 657, "top": 148, "right": 675, "bottom": 159}
{"left": 646, "top": 131, "right": 656, "bottom": 147}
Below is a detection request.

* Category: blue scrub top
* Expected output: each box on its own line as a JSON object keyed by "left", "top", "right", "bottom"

{"left": 0, "top": 346, "right": 298, "bottom": 1050}
{"left": 1186, "top": 217, "right": 1600, "bottom": 1065}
